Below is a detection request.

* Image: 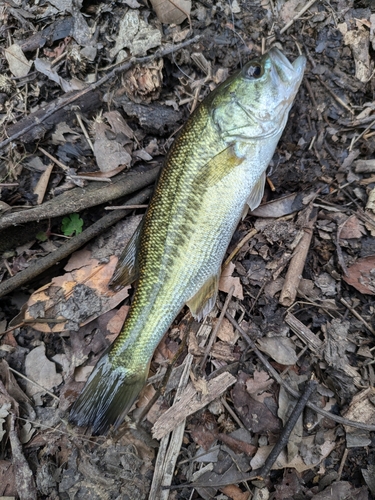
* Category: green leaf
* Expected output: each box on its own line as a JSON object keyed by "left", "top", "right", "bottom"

{"left": 61, "top": 213, "right": 83, "bottom": 236}
{"left": 36, "top": 231, "right": 48, "bottom": 242}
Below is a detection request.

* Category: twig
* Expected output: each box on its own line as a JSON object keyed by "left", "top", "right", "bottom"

{"left": 279, "top": 206, "right": 318, "bottom": 307}
{"left": 223, "top": 229, "right": 257, "bottom": 269}
{"left": 105, "top": 204, "right": 148, "bottom": 210}
{"left": 258, "top": 380, "right": 317, "bottom": 479}
{"left": 337, "top": 447, "right": 349, "bottom": 480}
{"left": 340, "top": 298, "right": 375, "bottom": 336}
{"left": 280, "top": 0, "right": 319, "bottom": 34}
{"left": 315, "top": 75, "right": 354, "bottom": 115}
{"left": 0, "top": 35, "right": 202, "bottom": 151}
{"left": 0, "top": 166, "right": 160, "bottom": 231}
{"left": 8, "top": 366, "right": 59, "bottom": 401}
{"left": 38, "top": 146, "right": 69, "bottom": 171}
{"left": 225, "top": 312, "right": 375, "bottom": 432}
{"left": 199, "top": 286, "right": 234, "bottom": 370}
{"left": 0, "top": 187, "right": 153, "bottom": 298}
{"left": 75, "top": 112, "right": 94, "bottom": 152}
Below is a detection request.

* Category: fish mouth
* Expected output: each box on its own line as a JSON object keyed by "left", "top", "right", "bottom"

{"left": 268, "top": 47, "right": 306, "bottom": 84}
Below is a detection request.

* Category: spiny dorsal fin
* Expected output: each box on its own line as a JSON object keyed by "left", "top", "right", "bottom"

{"left": 187, "top": 274, "right": 219, "bottom": 321}
{"left": 109, "top": 220, "right": 143, "bottom": 289}
{"left": 247, "top": 171, "right": 266, "bottom": 211}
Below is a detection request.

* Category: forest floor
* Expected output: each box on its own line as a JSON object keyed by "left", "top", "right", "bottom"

{"left": 0, "top": 0, "right": 375, "bottom": 499}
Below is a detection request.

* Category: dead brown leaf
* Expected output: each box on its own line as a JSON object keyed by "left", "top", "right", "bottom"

{"left": 219, "top": 262, "right": 244, "bottom": 300}
{"left": 339, "top": 215, "right": 366, "bottom": 239}
{"left": 220, "top": 484, "right": 251, "bottom": 500}
{"left": 231, "top": 372, "right": 281, "bottom": 434}
{"left": 0, "top": 460, "right": 16, "bottom": 496}
{"left": 150, "top": 0, "right": 191, "bottom": 25}
{"left": 245, "top": 370, "right": 274, "bottom": 403}
{"left": 343, "top": 255, "right": 375, "bottom": 295}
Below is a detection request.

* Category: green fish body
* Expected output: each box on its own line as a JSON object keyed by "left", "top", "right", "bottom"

{"left": 70, "top": 48, "right": 306, "bottom": 434}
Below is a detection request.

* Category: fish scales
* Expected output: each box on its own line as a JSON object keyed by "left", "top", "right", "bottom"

{"left": 70, "top": 48, "right": 306, "bottom": 434}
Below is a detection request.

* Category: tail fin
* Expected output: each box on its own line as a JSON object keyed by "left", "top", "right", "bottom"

{"left": 69, "top": 351, "right": 148, "bottom": 435}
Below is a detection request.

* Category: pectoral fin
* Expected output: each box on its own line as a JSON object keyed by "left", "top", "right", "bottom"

{"left": 200, "top": 145, "right": 245, "bottom": 187}
{"left": 247, "top": 171, "right": 266, "bottom": 211}
{"left": 187, "top": 274, "right": 219, "bottom": 321}
{"left": 109, "top": 220, "right": 143, "bottom": 289}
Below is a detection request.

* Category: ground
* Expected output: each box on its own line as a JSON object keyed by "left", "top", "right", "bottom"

{"left": 0, "top": 0, "right": 375, "bottom": 499}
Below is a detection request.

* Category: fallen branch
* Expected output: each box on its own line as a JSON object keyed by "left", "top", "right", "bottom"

{"left": 0, "top": 166, "right": 159, "bottom": 231}
{"left": 0, "top": 187, "right": 152, "bottom": 298}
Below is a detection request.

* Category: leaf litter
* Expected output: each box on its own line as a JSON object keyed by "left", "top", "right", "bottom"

{"left": 0, "top": 0, "right": 375, "bottom": 499}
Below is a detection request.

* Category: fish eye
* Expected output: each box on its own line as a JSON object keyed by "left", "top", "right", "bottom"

{"left": 246, "top": 63, "right": 263, "bottom": 79}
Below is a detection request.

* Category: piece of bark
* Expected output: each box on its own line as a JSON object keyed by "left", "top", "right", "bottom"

{"left": 120, "top": 100, "right": 184, "bottom": 135}
{"left": 285, "top": 311, "right": 324, "bottom": 354}
{"left": 21, "top": 17, "right": 74, "bottom": 52}
{"left": 0, "top": 166, "right": 159, "bottom": 231}
{"left": 5, "top": 90, "right": 102, "bottom": 144}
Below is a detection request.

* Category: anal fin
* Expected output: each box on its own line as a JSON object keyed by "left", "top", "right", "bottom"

{"left": 187, "top": 274, "right": 219, "bottom": 321}
{"left": 109, "top": 219, "right": 143, "bottom": 289}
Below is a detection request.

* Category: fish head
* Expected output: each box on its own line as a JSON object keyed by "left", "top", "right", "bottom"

{"left": 211, "top": 47, "right": 306, "bottom": 142}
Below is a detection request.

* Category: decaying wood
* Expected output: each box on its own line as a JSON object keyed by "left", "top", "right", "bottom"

{"left": 5, "top": 90, "right": 102, "bottom": 144}
{"left": 285, "top": 311, "right": 324, "bottom": 354}
{"left": 0, "top": 187, "right": 152, "bottom": 298}
{"left": 152, "top": 371, "right": 236, "bottom": 440}
{"left": 0, "top": 167, "right": 159, "bottom": 231}
{"left": 149, "top": 354, "right": 193, "bottom": 500}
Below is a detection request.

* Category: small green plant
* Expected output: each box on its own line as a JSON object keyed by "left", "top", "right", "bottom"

{"left": 61, "top": 213, "right": 83, "bottom": 236}
{"left": 36, "top": 231, "right": 48, "bottom": 242}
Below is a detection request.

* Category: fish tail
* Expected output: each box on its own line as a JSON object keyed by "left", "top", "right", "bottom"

{"left": 69, "top": 350, "right": 148, "bottom": 435}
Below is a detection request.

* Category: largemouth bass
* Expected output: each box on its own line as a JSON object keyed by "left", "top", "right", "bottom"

{"left": 70, "top": 47, "right": 306, "bottom": 434}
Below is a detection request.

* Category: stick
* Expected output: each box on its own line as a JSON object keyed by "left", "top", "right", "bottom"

{"left": 279, "top": 205, "right": 317, "bottom": 307}
{"left": 0, "top": 166, "right": 159, "bottom": 231}
{"left": 257, "top": 380, "right": 317, "bottom": 479}
{"left": 0, "top": 187, "right": 152, "bottom": 298}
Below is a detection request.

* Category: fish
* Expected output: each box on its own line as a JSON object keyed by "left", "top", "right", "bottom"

{"left": 69, "top": 47, "right": 306, "bottom": 434}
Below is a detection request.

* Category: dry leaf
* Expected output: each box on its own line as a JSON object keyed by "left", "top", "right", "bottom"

{"left": 24, "top": 344, "right": 63, "bottom": 402}
{"left": 93, "top": 120, "right": 132, "bottom": 172}
{"left": 220, "top": 485, "right": 250, "bottom": 500}
{"left": 24, "top": 252, "right": 130, "bottom": 333}
{"left": 219, "top": 262, "right": 244, "bottom": 299}
{"left": 343, "top": 255, "right": 375, "bottom": 295}
{"left": 5, "top": 44, "right": 32, "bottom": 77}
{"left": 245, "top": 370, "right": 274, "bottom": 403}
{"left": 257, "top": 336, "right": 298, "bottom": 365}
{"left": 150, "top": 0, "right": 191, "bottom": 25}
{"left": 339, "top": 215, "right": 366, "bottom": 239}
{"left": 250, "top": 430, "right": 336, "bottom": 472}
